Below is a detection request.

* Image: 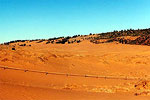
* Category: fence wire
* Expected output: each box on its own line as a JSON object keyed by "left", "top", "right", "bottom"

{"left": 0, "top": 65, "right": 143, "bottom": 80}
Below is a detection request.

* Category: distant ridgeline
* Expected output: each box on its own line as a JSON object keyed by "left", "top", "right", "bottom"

{"left": 2, "top": 35, "right": 82, "bottom": 46}
{"left": 2, "top": 28, "right": 150, "bottom": 46}
{"left": 91, "top": 28, "right": 150, "bottom": 46}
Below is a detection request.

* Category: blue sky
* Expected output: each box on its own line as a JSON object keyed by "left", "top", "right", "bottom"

{"left": 0, "top": 0, "right": 150, "bottom": 43}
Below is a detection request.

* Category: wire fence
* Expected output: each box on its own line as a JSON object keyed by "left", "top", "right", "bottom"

{"left": 0, "top": 65, "right": 144, "bottom": 80}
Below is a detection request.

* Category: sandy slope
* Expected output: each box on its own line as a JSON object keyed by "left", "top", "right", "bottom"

{"left": 1, "top": 83, "right": 150, "bottom": 100}
{"left": 1, "top": 41, "right": 150, "bottom": 99}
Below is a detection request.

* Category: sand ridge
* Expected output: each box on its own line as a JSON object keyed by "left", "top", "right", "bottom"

{"left": 1, "top": 41, "right": 150, "bottom": 99}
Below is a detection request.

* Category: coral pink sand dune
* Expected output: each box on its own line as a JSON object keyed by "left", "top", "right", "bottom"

{"left": 1, "top": 83, "right": 150, "bottom": 100}
{"left": 1, "top": 41, "right": 150, "bottom": 99}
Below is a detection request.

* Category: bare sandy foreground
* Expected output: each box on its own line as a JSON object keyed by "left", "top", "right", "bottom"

{"left": 1, "top": 83, "right": 150, "bottom": 100}
{"left": 1, "top": 41, "right": 150, "bottom": 99}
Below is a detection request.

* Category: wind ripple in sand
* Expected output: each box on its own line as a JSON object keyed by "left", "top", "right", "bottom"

{"left": 98, "top": 53, "right": 150, "bottom": 65}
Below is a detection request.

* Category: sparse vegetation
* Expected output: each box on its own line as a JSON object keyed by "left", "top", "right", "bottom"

{"left": 46, "top": 41, "right": 51, "bottom": 44}
{"left": 12, "top": 47, "right": 16, "bottom": 50}
{"left": 19, "top": 44, "right": 26, "bottom": 46}
{"left": 3, "top": 28, "right": 150, "bottom": 46}
{"left": 90, "top": 28, "right": 150, "bottom": 46}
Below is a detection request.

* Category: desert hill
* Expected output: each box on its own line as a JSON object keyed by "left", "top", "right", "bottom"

{"left": 2, "top": 28, "right": 150, "bottom": 47}
{"left": 1, "top": 28, "right": 150, "bottom": 99}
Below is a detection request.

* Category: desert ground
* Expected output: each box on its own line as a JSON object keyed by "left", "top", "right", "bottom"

{"left": 1, "top": 40, "right": 150, "bottom": 100}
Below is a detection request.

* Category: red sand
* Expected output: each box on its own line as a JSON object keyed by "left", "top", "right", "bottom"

{"left": 1, "top": 41, "right": 150, "bottom": 99}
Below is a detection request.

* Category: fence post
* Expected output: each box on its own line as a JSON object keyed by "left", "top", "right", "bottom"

{"left": 24, "top": 70, "right": 28, "bottom": 72}
{"left": 66, "top": 74, "right": 69, "bottom": 77}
